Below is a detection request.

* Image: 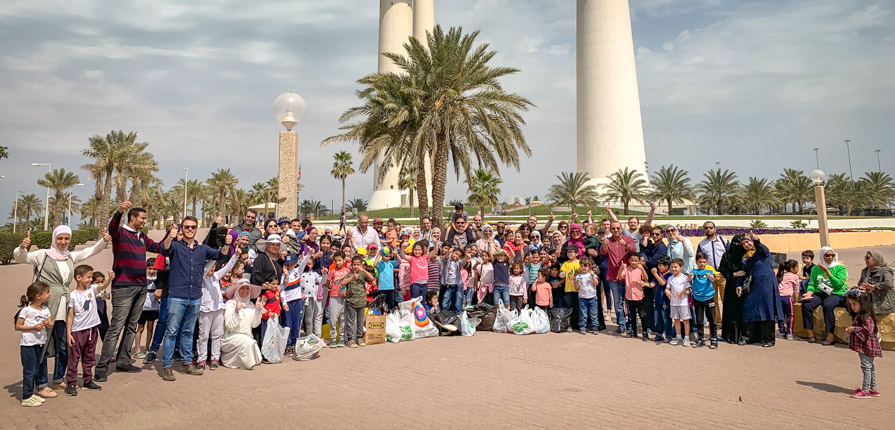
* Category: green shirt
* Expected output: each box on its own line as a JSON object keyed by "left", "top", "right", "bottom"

{"left": 345, "top": 272, "right": 370, "bottom": 308}
{"left": 807, "top": 264, "right": 848, "bottom": 296}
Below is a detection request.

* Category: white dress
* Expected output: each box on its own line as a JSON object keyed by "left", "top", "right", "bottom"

{"left": 220, "top": 299, "right": 263, "bottom": 370}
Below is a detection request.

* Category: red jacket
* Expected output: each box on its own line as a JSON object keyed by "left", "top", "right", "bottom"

{"left": 261, "top": 289, "right": 282, "bottom": 319}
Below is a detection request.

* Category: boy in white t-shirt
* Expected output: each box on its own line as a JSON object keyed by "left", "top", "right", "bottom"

{"left": 65, "top": 264, "right": 113, "bottom": 396}
{"left": 665, "top": 258, "right": 692, "bottom": 347}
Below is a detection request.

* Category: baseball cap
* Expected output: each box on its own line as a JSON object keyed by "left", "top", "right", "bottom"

{"left": 284, "top": 253, "right": 298, "bottom": 265}
{"left": 278, "top": 217, "right": 290, "bottom": 224}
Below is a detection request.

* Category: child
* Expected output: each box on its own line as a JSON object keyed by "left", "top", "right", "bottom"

{"left": 134, "top": 259, "right": 160, "bottom": 360}
{"left": 432, "top": 243, "right": 450, "bottom": 301}
{"left": 574, "top": 259, "right": 600, "bottom": 335}
{"left": 491, "top": 249, "right": 511, "bottom": 308}
{"left": 799, "top": 250, "right": 815, "bottom": 296}
{"left": 341, "top": 255, "right": 373, "bottom": 348}
{"left": 531, "top": 268, "right": 553, "bottom": 310}
{"left": 17, "top": 281, "right": 54, "bottom": 407}
{"left": 198, "top": 250, "right": 240, "bottom": 369}
{"left": 548, "top": 266, "right": 564, "bottom": 311}
{"left": 525, "top": 252, "right": 544, "bottom": 309}
{"left": 560, "top": 246, "right": 581, "bottom": 329}
{"left": 690, "top": 253, "right": 717, "bottom": 348}
{"left": 777, "top": 259, "right": 800, "bottom": 340}
{"left": 440, "top": 247, "right": 465, "bottom": 314}
{"left": 425, "top": 290, "right": 441, "bottom": 314}
{"left": 475, "top": 251, "right": 495, "bottom": 305}
{"left": 303, "top": 256, "right": 326, "bottom": 338}
{"left": 327, "top": 251, "right": 351, "bottom": 348}
{"left": 373, "top": 247, "right": 399, "bottom": 309}
{"left": 259, "top": 266, "right": 284, "bottom": 360}
{"left": 401, "top": 241, "right": 436, "bottom": 302}
{"left": 65, "top": 265, "right": 113, "bottom": 396}
{"left": 618, "top": 251, "right": 648, "bottom": 340}
{"left": 666, "top": 259, "right": 691, "bottom": 346}
{"left": 280, "top": 252, "right": 311, "bottom": 354}
{"left": 845, "top": 289, "right": 882, "bottom": 398}
{"left": 462, "top": 245, "right": 478, "bottom": 306}
{"left": 92, "top": 271, "right": 110, "bottom": 341}
{"left": 508, "top": 261, "right": 527, "bottom": 311}
{"left": 650, "top": 257, "right": 674, "bottom": 342}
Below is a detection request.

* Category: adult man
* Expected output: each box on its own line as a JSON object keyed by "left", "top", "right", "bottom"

{"left": 232, "top": 210, "right": 262, "bottom": 248}
{"left": 419, "top": 216, "right": 433, "bottom": 241}
{"left": 600, "top": 221, "right": 636, "bottom": 334}
{"left": 350, "top": 214, "right": 381, "bottom": 251}
{"left": 450, "top": 203, "right": 469, "bottom": 225}
{"left": 470, "top": 213, "right": 485, "bottom": 240}
{"left": 494, "top": 221, "right": 507, "bottom": 247}
{"left": 698, "top": 220, "right": 729, "bottom": 323}
{"left": 606, "top": 202, "right": 657, "bottom": 252}
{"left": 527, "top": 213, "right": 555, "bottom": 239}
{"left": 445, "top": 216, "right": 476, "bottom": 248}
{"left": 159, "top": 216, "right": 231, "bottom": 381}
{"left": 95, "top": 200, "right": 161, "bottom": 381}
{"left": 372, "top": 218, "right": 385, "bottom": 241}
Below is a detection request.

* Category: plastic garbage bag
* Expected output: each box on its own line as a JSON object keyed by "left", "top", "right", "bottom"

{"left": 261, "top": 316, "right": 290, "bottom": 363}
{"left": 548, "top": 308, "right": 572, "bottom": 333}
{"left": 292, "top": 335, "right": 323, "bottom": 361}
{"left": 431, "top": 310, "right": 460, "bottom": 333}
{"left": 493, "top": 301, "right": 516, "bottom": 333}
{"left": 400, "top": 298, "right": 438, "bottom": 339}
{"left": 467, "top": 302, "right": 494, "bottom": 319}
{"left": 532, "top": 307, "right": 550, "bottom": 334}
{"left": 369, "top": 294, "right": 390, "bottom": 315}
{"left": 459, "top": 311, "right": 477, "bottom": 336}
{"left": 477, "top": 308, "right": 497, "bottom": 331}
{"left": 508, "top": 306, "right": 535, "bottom": 335}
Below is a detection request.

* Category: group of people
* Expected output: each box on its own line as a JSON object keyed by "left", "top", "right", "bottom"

{"left": 13, "top": 201, "right": 892, "bottom": 406}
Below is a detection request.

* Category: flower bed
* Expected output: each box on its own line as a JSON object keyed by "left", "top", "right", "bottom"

{"left": 677, "top": 227, "right": 858, "bottom": 237}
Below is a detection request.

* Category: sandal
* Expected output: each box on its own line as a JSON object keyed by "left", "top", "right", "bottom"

{"left": 822, "top": 339, "right": 834, "bottom": 346}
{"left": 807, "top": 337, "right": 817, "bottom": 343}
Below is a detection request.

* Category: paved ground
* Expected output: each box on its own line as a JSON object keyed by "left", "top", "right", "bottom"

{"left": 0, "top": 234, "right": 892, "bottom": 429}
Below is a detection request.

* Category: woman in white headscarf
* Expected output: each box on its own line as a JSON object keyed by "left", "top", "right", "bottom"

{"left": 221, "top": 279, "right": 264, "bottom": 369}
{"left": 664, "top": 224, "right": 695, "bottom": 274}
{"left": 801, "top": 246, "right": 848, "bottom": 345}
{"left": 14, "top": 225, "right": 111, "bottom": 391}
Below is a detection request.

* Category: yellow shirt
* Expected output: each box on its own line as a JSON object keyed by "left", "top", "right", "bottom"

{"left": 560, "top": 260, "right": 581, "bottom": 293}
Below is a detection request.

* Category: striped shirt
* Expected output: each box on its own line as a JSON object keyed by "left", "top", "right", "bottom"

{"left": 109, "top": 211, "right": 161, "bottom": 287}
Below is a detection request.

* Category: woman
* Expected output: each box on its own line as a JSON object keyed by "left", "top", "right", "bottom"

{"left": 565, "top": 224, "right": 586, "bottom": 258}
{"left": 220, "top": 280, "right": 264, "bottom": 369}
{"left": 250, "top": 234, "right": 284, "bottom": 342}
{"left": 262, "top": 219, "right": 278, "bottom": 239}
{"left": 665, "top": 224, "right": 695, "bottom": 275}
{"left": 547, "top": 230, "right": 565, "bottom": 255}
{"left": 801, "top": 246, "right": 848, "bottom": 345}
{"left": 475, "top": 225, "right": 500, "bottom": 256}
{"left": 503, "top": 230, "right": 525, "bottom": 263}
{"left": 14, "top": 226, "right": 111, "bottom": 391}
{"left": 857, "top": 250, "right": 894, "bottom": 315}
{"left": 303, "top": 227, "right": 320, "bottom": 254}
{"left": 736, "top": 232, "right": 783, "bottom": 347}
{"left": 429, "top": 227, "right": 442, "bottom": 249}
{"left": 720, "top": 234, "right": 747, "bottom": 343}
{"left": 527, "top": 230, "right": 544, "bottom": 254}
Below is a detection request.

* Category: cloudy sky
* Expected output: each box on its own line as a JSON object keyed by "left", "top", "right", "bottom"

{"left": 1, "top": 0, "right": 892, "bottom": 224}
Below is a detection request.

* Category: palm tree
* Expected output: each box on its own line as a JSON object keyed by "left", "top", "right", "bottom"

{"left": 825, "top": 173, "right": 856, "bottom": 215}
{"left": 775, "top": 168, "right": 813, "bottom": 214}
{"left": 206, "top": 169, "right": 240, "bottom": 219}
{"left": 82, "top": 130, "right": 138, "bottom": 229}
{"left": 697, "top": 168, "right": 741, "bottom": 215}
{"left": 466, "top": 168, "right": 503, "bottom": 215}
{"left": 603, "top": 167, "right": 650, "bottom": 215}
{"left": 546, "top": 171, "right": 600, "bottom": 213}
{"left": 398, "top": 166, "right": 417, "bottom": 219}
{"left": 347, "top": 198, "right": 368, "bottom": 212}
{"left": 16, "top": 194, "right": 43, "bottom": 228}
{"left": 325, "top": 26, "right": 533, "bottom": 229}
{"left": 859, "top": 171, "right": 895, "bottom": 209}
{"left": 330, "top": 151, "right": 355, "bottom": 214}
{"left": 0, "top": 145, "right": 8, "bottom": 159}
{"left": 37, "top": 168, "right": 81, "bottom": 228}
{"left": 301, "top": 200, "right": 323, "bottom": 218}
{"left": 173, "top": 178, "right": 205, "bottom": 218}
{"left": 740, "top": 177, "right": 779, "bottom": 214}
{"left": 650, "top": 165, "right": 694, "bottom": 214}
{"left": 125, "top": 149, "right": 159, "bottom": 206}
{"left": 80, "top": 196, "right": 98, "bottom": 227}
{"left": 249, "top": 179, "right": 277, "bottom": 221}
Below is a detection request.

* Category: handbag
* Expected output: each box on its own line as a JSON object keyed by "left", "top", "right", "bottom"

{"left": 740, "top": 275, "right": 752, "bottom": 295}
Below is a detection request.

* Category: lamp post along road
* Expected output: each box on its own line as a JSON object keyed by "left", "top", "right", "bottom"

{"left": 183, "top": 168, "right": 188, "bottom": 219}
{"left": 845, "top": 139, "right": 853, "bottom": 181}
{"left": 274, "top": 92, "right": 306, "bottom": 220}
{"left": 32, "top": 162, "right": 51, "bottom": 230}
{"left": 875, "top": 149, "right": 881, "bottom": 172}
{"left": 810, "top": 169, "right": 830, "bottom": 248}
{"left": 13, "top": 189, "right": 22, "bottom": 233}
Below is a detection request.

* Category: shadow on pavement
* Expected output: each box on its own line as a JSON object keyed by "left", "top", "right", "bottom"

{"left": 795, "top": 380, "right": 852, "bottom": 394}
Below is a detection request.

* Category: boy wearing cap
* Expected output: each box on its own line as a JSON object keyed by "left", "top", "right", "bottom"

{"left": 279, "top": 252, "right": 311, "bottom": 354}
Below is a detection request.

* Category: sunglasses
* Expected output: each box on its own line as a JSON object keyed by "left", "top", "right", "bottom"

{"left": 824, "top": 253, "right": 835, "bottom": 257}
{"left": 182, "top": 225, "right": 198, "bottom": 230}
{"left": 457, "top": 221, "right": 466, "bottom": 225}
{"left": 703, "top": 226, "right": 714, "bottom": 230}
{"left": 650, "top": 233, "right": 662, "bottom": 236}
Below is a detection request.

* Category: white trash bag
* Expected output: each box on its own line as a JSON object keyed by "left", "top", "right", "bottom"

{"left": 386, "top": 309, "right": 414, "bottom": 343}
{"left": 292, "top": 334, "right": 323, "bottom": 361}
{"left": 261, "top": 316, "right": 290, "bottom": 363}
{"left": 459, "top": 311, "right": 477, "bottom": 336}
{"left": 532, "top": 307, "right": 550, "bottom": 334}
{"left": 493, "top": 301, "right": 515, "bottom": 333}
{"left": 508, "top": 306, "right": 535, "bottom": 335}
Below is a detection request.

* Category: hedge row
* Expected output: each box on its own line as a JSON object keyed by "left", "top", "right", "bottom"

{"left": 0, "top": 228, "right": 100, "bottom": 264}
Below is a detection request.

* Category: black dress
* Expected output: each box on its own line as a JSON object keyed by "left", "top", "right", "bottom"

{"left": 720, "top": 236, "right": 746, "bottom": 343}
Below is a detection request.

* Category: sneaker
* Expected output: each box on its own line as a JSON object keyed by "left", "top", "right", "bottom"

{"left": 65, "top": 385, "right": 78, "bottom": 397}
{"left": 591, "top": 328, "right": 599, "bottom": 335}
{"left": 851, "top": 389, "right": 871, "bottom": 399}
{"left": 358, "top": 339, "right": 366, "bottom": 347}
{"left": 625, "top": 331, "right": 634, "bottom": 338}
{"left": 664, "top": 337, "right": 672, "bottom": 343}
{"left": 116, "top": 363, "right": 142, "bottom": 373}
{"left": 614, "top": 328, "right": 624, "bottom": 335}
{"left": 682, "top": 338, "right": 691, "bottom": 347}
{"left": 172, "top": 353, "right": 182, "bottom": 362}
{"left": 284, "top": 347, "right": 294, "bottom": 355}
{"left": 209, "top": 360, "right": 219, "bottom": 370}
{"left": 134, "top": 352, "right": 147, "bottom": 359}
{"left": 82, "top": 381, "right": 102, "bottom": 391}
{"left": 709, "top": 339, "right": 718, "bottom": 349}
{"left": 196, "top": 361, "right": 206, "bottom": 371}
{"left": 329, "top": 341, "right": 339, "bottom": 349}
{"left": 654, "top": 334, "right": 664, "bottom": 342}
{"left": 867, "top": 390, "right": 880, "bottom": 397}
{"left": 347, "top": 341, "right": 358, "bottom": 348}
{"left": 143, "top": 351, "right": 158, "bottom": 364}
{"left": 579, "top": 329, "right": 587, "bottom": 335}
{"left": 641, "top": 333, "right": 649, "bottom": 342}
{"left": 182, "top": 363, "right": 204, "bottom": 376}
{"left": 94, "top": 371, "right": 107, "bottom": 382}
{"left": 31, "top": 395, "right": 45, "bottom": 403}
{"left": 21, "top": 397, "right": 42, "bottom": 407}
{"left": 337, "top": 340, "right": 345, "bottom": 348}
{"left": 162, "top": 368, "right": 176, "bottom": 382}
{"left": 786, "top": 334, "right": 794, "bottom": 340}
{"left": 670, "top": 338, "right": 680, "bottom": 346}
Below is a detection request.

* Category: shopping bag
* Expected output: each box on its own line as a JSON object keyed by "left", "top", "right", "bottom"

{"left": 400, "top": 298, "right": 438, "bottom": 339}
{"left": 292, "top": 335, "right": 323, "bottom": 361}
{"left": 532, "top": 307, "right": 550, "bottom": 334}
{"left": 459, "top": 311, "right": 477, "bottom": 336}
{"left": 508, "top": 306, "right": 535, "bottom": 335}
{"left": 493, "top": 301, "right": 516, "bottom": 333}
{"left": 385, "top": 311, "right": 404, "bottom": 343}
{"left": 261, "top": 316, "right": 290, "bottom": 363}
{"left": 363, "top": 313, "right": 387, "bottom": 345}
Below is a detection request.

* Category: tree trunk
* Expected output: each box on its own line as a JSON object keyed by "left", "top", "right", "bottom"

{"left": 115, "top": 167, "right": 127, "bottom": 204}
{"left": 192, "top": 198, "right": 198, "bottom": 219}
{"left": 667, "top": 199, "right": 673, "bottom": 215}
{"left": 410, "top": 190, "right": 415, "bottom": 219}
{"left": 623, "top": 200, "right": 629, "bottom": 215}
{"left": 53, "top": 191, "right": 64, "bottom": 228}
{"left": 430, "top": 135, "right": 449, "bottom": 229}
{"left": 415, "top": 162, "right": 430, "bottom": 222}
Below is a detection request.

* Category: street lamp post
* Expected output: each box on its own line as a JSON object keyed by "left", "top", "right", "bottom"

{"left": 813, "top": 147, "right": 820, "bottom": 170}
{"left": 845, "top": 139, "right": 853, "bottom": 181}
{"left": 68, "top": 183, "right": 84, "bottom": 225}
{"left": 810, "top": 169, "right": 830, "bottom": 248}
{"left": 32, "top": 163, "right": 51, "bottom": 230}
{"left": 13, "top": 189, "right": 22, "bottom": 233}
{"left": 183, "top": 168, "right": 189, "bottom": 219}
{"left": 273, "top": 92, "right": 306, "bottom": 220}
{"left": 875, "top": 149, "right": 882, "bottom": 172}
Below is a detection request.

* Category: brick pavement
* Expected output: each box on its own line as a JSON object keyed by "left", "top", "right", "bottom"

{"left": 0, "top": 238, "right": 892, "bottom": 429}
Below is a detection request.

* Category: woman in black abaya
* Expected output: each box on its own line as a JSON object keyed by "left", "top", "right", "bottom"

{"left": 720, "top": 234, "right": 746, "bottom": 343}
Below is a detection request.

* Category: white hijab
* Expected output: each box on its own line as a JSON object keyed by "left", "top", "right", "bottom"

{"left": 819, "top": 246, "right": 842, "bottom": 268}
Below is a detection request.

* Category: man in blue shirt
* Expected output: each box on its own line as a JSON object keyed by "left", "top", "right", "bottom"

{"left": 159, "top": 216, "right": 230, "bottom": 381}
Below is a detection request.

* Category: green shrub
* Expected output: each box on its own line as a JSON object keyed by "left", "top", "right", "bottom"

{"left": 0, "top": 232, "right": 26, "bottom": 264}
{"left": 790, "top": 219, "right": 808, "bottom": 229}
{"left": 0, "top": 228, "right": 99, "bottom": 264}
{"left": 749, "top": 219, "right": 769, "bottom": 229}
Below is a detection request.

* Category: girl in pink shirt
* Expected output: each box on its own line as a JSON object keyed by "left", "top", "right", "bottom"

{"left": 776, "top": 260, "right": 801, "bottom": 339}
{"left": 401, "top": 242, "right": 436, "bottom": 302}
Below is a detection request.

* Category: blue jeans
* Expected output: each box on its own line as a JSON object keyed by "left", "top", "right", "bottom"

{"left": 608, "top": 281, "right": 628, "bottom": 330}
{"left": 578, "top": 297, "right": 598, "bottom": 331}
{"left": 161, "top": 297, "right": 201, "bottom": 368}
{"left": 149, "top": 296, "right": 168, "bottom": 353}
{"left": 282, "top": 299, "right": 304, "bottom": 347}
{"left": 464, "top": 285, "right": 475, "bottom": 306}
{"left": 410, "top": 282, "right": 428, "bottom": 302}
{"left": 654, "top": 302, "right": 674, "bottom": 337}
{"left": 21, "top": 345, "right": 47, "bottom": 400}
{"left": 493, "top": 285, "right": 510, "bottom": 306}
{"left": 443, "top": 284, "right": 463, "bottom": 314}
{"left": 48, "top": 322, "right": 68, "bottom": 384}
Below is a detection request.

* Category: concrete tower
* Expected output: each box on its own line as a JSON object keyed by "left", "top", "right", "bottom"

{"left": 370, "top": 0, "right": 413, "bottom": 210}
{"left": 576, "top": 0, "right": 648, "bottom": 187}
{"left": 412, "top": 0, "right": 435, "bottom": 207}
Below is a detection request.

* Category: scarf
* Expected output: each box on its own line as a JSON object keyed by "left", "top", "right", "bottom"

{"left": 866, "top": 250, "right": 889, "bottom": 274}
{"left": 819, "top": 246, "right": 842, "bottom": 268}
{"left": 46, "top": 225, "right": 72, "bottom": 261}
{"left": 566, "top": 225, "right": 585, "bottom": 257}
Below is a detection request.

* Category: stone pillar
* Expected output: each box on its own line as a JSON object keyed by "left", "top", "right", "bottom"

{"left": 278, "top": 131, "right": 298, "bottom": 219}
{"left": 413, "top": 0, "right": 435, "bottom": 208}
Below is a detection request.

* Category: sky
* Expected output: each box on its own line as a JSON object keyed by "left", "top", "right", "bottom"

{"left": 1, "top": 0, "right": 893, "bottom": 225}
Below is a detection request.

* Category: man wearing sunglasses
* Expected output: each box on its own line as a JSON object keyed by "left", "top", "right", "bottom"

{"left": 606, "top": 202, "right": 657, "bottom": 252}
{"left": 446, "top": 216, "right": 476, "bottom": 248}
{"left": 698, "top": 221, "right": 729, "bottom": 322}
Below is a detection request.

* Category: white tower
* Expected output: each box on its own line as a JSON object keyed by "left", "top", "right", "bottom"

{"left": 369, "top": 0, "right": 413, "bottom": 210}
{"left": 412, "top": 0, "right": 435, "bottom": 207}
{"left": 576, "top": 0, "right": 648, "bottom": 188}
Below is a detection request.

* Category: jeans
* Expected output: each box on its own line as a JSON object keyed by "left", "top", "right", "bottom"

{"left": 464, "top": 285, "right": 475, "bottom": 307}
{"left": 21, "top": 345, "right": 47, "bottom": 400}
{"left": 693, "top": 298, "right": 717, "bottom": 340}
{"left": 149, "top": 296, "right": 168, "bottom": 353}
{"left": 66, "top": 327, "right": 99, "bottom": 386}
{"left": 493, "top": 285, "right": 510, "bottom": 307}
{"left": 641, "top": 287, "right": 655, "bottom": 333}
{"left": 627, "top": 299, "right": 644, "bottom": 335}
{"left": 801, "top": 292, "right": 845, "bottom": 334}
{"left": 47, "top": 321, "right": 68, "bottom": 384}
{"left": 578, "top": 297, "right": 598, "bottom": 331}
{"left": 859, "top": 352, "right": 878, "bottom": 391}
{"left": 282, "top": 299, "right": 304, "bottom": 347}
{"left": 97, "top": 299, "right": 109, "bottom": 340}
{"left": 97, "top": 284, "right": 145, "bottom": 373}
{"left": 410, "top": 282, "right": 428, "bottom": 302}
{"left": 161, "top": 297, "right": 201, "bottom": 368}
{"left": 443, "top": 285, "right": 463, "bottom": 314}
{"left": 608, "top": 281, "right": 627, "bottom": 330}
{"left": 799, "top": 279, "right": 809, "bottom": 296}
{"left": 654, "top": 302, "right": 674, "bottom": 338}
{"left": 778, "top": 296, "right": 794, "bottom": 334}
{"left": 344, "top": 305, "right": 365, "bottom": 342}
